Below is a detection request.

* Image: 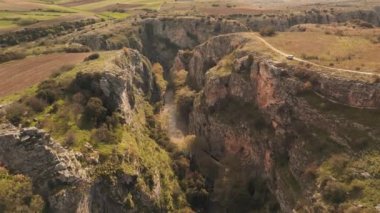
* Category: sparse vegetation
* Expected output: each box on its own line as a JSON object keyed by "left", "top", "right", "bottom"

{"left": 175, "top": 87, "right": 195, "bottom": 125}
{"left": 0, "top": 51, "right": 26, "bottom": 64}
{"left": 0, "top": 167, "right": 44, "bottom": 212}
{"left": 259, "top": 26, "right": 276, "bottom": 37}
{"left": 321, "top": 180, "right": 348, "bottom": 204}
{"left": 15, "top": 18, "right": 39, "bottom": 26}
{"left": 265, "top": 30, "right": 380, "bottom": 72}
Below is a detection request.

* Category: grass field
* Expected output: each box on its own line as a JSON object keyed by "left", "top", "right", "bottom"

{"left": 265, "top": 30, "right": 380, "bottom": 73}
{"left": 0, "top": 53, "right": 90, "bottom": 97}
{"left": 0, "top": 0, "right": 167, "bottom": 32}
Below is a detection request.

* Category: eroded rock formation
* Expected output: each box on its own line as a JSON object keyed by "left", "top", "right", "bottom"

{"left": 172, "top": 34, "right": 380, "bottom": 211}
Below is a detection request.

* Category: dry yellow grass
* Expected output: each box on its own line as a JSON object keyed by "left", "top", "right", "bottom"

{"left": 265, "top": 31, "right": 380, "bottom": 73}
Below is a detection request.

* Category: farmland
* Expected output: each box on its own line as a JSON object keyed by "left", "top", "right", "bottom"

{"left": 0, "top": 0, "right": 380, "bottom": 212}
{"left": 0, "top": 53, "right": 90, "bottom": 97}
{"left": 265, "top": 25, "right": 380, "bottom": 73}
{"left": 0, "top": 0, "right": 167, "bottom": 32}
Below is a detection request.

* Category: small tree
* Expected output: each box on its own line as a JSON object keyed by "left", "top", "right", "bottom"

{"left": 91, "top": 124, "right": 117, "bottom": 144}
{"left": 6, "top": 103, "right": 28, "bottom": 125}
{"left": 83, "top": 97, "right": 107, "bottom": 125}
{"left": 322, "top": 181, "right": 348, "bottom": 204}
{"left": 64, "top": 132, "right": 76, "bottom": 147}
{"left": 26, "top": 96, "right": 47, "bottom": 113}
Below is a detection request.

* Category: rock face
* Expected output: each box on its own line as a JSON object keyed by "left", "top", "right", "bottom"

{"left": 244, "top": 7, "right": 380, "bottom": 31}
{"left": 137, "top": 17, "right": 249, "bottom": 69}
{"left": 172, "top": 33, "right": 380, "bottom": 212}
{"left": 71, "top": 48, "right": 161, "bottom": 123}
{"left": 76, "top": 17, "right": 248, "bottom": 70}
{"left": 174, "top": 34, "right": 250, "bottom": 90}
{"left": 314, "top": 74, "right": 380, "bottom": 109}
{"left": 0, "top": 125, "right": 88, "bottom": 212}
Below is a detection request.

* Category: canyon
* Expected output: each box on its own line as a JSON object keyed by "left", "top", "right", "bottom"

{"left": 0, "top": 2, "right": 380, "bottom": 213}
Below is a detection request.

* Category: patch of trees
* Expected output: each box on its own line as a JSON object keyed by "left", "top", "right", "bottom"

{"left": 0, "top": 19, "right": 96, "bottom": 47}
{"left": 6, "top": 79, "right": 65, "bottom": 126}
{"left": 0, "top": 167, "right": 44, "bottom": 212}
{"left": 172, "top": 138, "right": 210, "bottom": 212}
{"left": 0, "top": 51, "right": 26, "bottom": 64}
{"left": 68, "top": 72, "right": 122, "bottom": 129}
{"left": 15, "top": 18, "right": 39, "bottom": 26}
{"left": 5, "top": 72, "right": 122, "bottom": 145}
{"left": 175, "top": 87, "right": 195, "bottom": 126}
{"left": 64, "top": 45, "right": 91, "bottom": 53}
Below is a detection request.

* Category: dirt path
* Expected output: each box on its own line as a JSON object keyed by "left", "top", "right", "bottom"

{"left": 254, "top": 34, "right": 380, "bottom": 77}
{"left": 161, "top": 89, "right": 186, "bottom": 147}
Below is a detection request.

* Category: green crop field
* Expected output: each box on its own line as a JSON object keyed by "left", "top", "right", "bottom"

{"left": 0, "top": 0, "right": 168, "bottom": 32}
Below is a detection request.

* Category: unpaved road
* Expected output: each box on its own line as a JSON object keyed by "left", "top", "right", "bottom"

{"left": 254, "top": 34, "right": 380, "bottom": 77}
{"left": 0, "top": 53, "right": 90, "bottom": 97}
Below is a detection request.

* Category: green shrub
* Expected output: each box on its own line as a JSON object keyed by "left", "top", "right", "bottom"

{"left": 91, "top": 125, "right": 118, "bottom": 144}
{"left": 175, "top": 87, "right": 195, "bottom": 125}
{"left": 186, "top": 188, "right": 209, "bottom": 210}
{"left": 83, "top": 97, "right": 107, "bottom": 125}
{"left": 69, "top": 72, "right": 102, "bottom": 92}
{"left": 5, "top": 102, "right": 28, "bottom": 125}
{"left": 64, "top": 131, "right": 76, "bottom": 147}
{"left": 64, "top": 45, "right": 91, "bottom": 53}
{"left": 328, "top": 154, "right": 349, "bottom": 174}
{"left": 259, "top": 26, "right": 276, "bottom": 37}
{"left": 51, "top": 64, "right": 75, "bottom": 78}
{"left": 173, "top": 156, "right": 190, "bottom": 180}
{"left": 0, "top": 167, "right": 44, "bottom": 212}
{"left": 84, "top": 53, "right": 100, "bottom": 61}
{"left": 0, "top": 51, "right": 26, "bottom": 64}
{"left": 15, "top": 18, "right": 39, "bottom": 26}
{"left": 152, "top": 63, "right": 167, "bottom": 92}
{"left": 172, "top": 70, "right": 188, "bottom": 88}
{"left": 322, "top": 181, "right": 348, "bottom": 204}
{"left": 26, "top": 96, "right": 47, "bottom": 113}
{"left": 146, "top": 114, "right": 177, "bottom": 152}
{"left": 182, "top": 172, "right": 209, "bottom": 210}
{"left": 37, "top": 79, "right": 61, "bottom": 104}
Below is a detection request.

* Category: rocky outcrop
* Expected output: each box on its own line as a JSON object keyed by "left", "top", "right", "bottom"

{"left": 0, "top": 48, "right": 173, "bottom": 212}
{"left": 75, "top": 16, "right": 248, "bottom": 70}
{"left": 313, "top": 74, "right": 380, "bottom": 109}
{"left": 0, "top": 125, "right": 88, "bottom": 212}
{"left": 174, "top": 34, "right": 250, "bottom": 90}
{"left": 138, "top": 17, "right": 249, "bottom": 69}
{"left": 74, "top": 27, "right": 142, "bottom": 52}
{"left": 171, "top": 33, "right": 380, "bottom": 212}
{"left": 241, "top": 7, "right": 380, "bottom": 31}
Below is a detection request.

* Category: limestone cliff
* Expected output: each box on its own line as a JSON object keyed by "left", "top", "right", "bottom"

{"left": 172, "top": 33, "right": 380, "bottom": 212}
{"left": 241, "top": 7, "right": 380, "bottom": 31}
{"left": 0, "top": 125, "right": 88, "bottom": 212}
{"left": 0, "top": 48, "right": 186, "bottom": 212}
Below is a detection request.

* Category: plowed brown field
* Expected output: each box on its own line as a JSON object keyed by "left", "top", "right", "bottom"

{"left": 0, "top": 53, "right": 90, "bottom": 97}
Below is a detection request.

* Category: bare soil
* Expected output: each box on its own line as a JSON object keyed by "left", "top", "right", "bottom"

{"left": 0, "top": 53, "right": 90, "bottom": 97}
{"left": 92, "top": 3, "right": 143, "bottom": 12}
{"left": 59, "top": 0, "right": 102, "bottom": 7}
